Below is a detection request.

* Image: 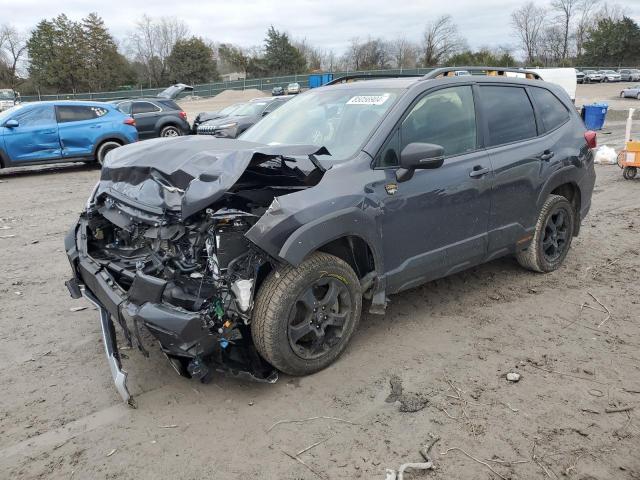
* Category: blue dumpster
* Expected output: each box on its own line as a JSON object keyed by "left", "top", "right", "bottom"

{"left": 308, "top": 73, "right": 334, "bottom": 88}
{"left": 583, "top": 103, "right": 608, "bottom": 130}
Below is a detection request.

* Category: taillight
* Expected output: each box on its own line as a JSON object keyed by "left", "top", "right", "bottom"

{"left": 584, "top": 130, "right": 597, "bottom": 149}
{"left": 124, "top": 117, "right": 136, "bottom": 126}
{"left": 179, "top": 111, "right": 187, "bottom": 120}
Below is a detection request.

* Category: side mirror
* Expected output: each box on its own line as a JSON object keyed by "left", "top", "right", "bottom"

{"left": 3, "top": 119, "right": 19, "bottom": 128}
{"left": 396, "top": 142, "right": 445, "bottom": 182}
{"left": 262, "top": 110, "right": 270, "bottom": 117}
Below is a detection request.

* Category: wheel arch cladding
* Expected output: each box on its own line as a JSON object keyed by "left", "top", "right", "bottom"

{"left": 276, "top": 207, "right": 383, "bottom": 277}
{"left": 538, "top": 173, "right": 582, "bottom": 236}
{"left": 550, "top": 182, "right": 581, "bottom": 236}
{"left": 92, "top": 136, "right": 125, "bottom": 157}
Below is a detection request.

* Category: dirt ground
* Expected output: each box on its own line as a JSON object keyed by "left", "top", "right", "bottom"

{"left": 1, "top": 85, "right": 639, "bottom": 480}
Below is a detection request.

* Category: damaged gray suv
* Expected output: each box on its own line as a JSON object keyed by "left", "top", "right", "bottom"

{"left": 65, "top": 68, "right": 596, "bottom": 404}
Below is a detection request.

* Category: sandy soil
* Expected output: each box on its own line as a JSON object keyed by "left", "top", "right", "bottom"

{"left": 1, "top": 97, "right": 639, "bottom": 480}
{"left": 178, "top": 88, "right": 269, "bottom": 119}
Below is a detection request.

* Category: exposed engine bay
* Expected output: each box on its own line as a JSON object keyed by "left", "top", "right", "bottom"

{"left": 68, "top": 138, "right": 329, "bottom": 392}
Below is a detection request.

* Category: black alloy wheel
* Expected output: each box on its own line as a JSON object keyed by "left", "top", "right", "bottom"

{"left": 287, "top": 277, "right": 352, "bottom": 360}
{"left": 541, "top": 207, "right": 571, "bottom": 263}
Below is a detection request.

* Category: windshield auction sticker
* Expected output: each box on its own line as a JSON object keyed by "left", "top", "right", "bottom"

{"left": 346, "top": 93, "right": 390, "bottom": 105}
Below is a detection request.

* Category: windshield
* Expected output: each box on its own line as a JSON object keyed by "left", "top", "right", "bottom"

{"left": 0, "top": 90, "right": 15, "bottom": 100}
{"left": 241, "top": 87, "right": 402, "bottom": 161}
{"left": 0, "top": 104, "right": 25, "bottom": 123}
{"left": 232, "top": 102, "right": 268, "bottom": 116}
{"left": 219, "top": 103, "right": 241, "bottom": 115}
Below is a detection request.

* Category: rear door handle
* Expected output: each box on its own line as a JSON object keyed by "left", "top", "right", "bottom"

{"left": 469, "top": 165, "right": 490, "bottom": 178}
{"left": 539, "top": 150, "right": 554, "bottom": 161}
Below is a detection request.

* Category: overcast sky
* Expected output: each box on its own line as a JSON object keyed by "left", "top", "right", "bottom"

{"left": 9, "top": 0, "right": 640, "bottom": 56}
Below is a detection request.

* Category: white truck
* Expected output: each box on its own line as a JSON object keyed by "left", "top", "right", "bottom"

{"left": 505, "top": 68, "right": 578, "bottom": 103}
{"left": 0, "top": 89, "right": 19, "bottom": 111}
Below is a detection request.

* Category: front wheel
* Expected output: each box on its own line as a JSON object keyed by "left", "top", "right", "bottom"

{"left": 516, "top": 195, "right": 575, "bottom": 273}
{"left": 251, "top": 252, "right": 362, "bottom": 376}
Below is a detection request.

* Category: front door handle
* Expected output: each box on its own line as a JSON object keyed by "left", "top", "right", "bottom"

{"left": 539, "top": 150, "right": 555, "bottom": 161}
{"left": 469, "top": 166, "right": 490, "bottom": 178}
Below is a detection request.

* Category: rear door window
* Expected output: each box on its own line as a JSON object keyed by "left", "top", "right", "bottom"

{"left": 529, "top": 87, "right": 570, "bottom": 133}
{"left": 480, "top": 86, "right": 537, "bottom": 147}
{"left": 56, "top": 105, "right": 108, "bottom": 123}
{"left": 132, "top": 102, "right": 160, "bottom": 114}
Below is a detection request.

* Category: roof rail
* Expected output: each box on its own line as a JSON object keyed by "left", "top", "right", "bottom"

{"left": 325, "top": 73, "right": 423, "bottom": 85}
{"left": 422, "top": 66, "right": 542, "bottom": 80}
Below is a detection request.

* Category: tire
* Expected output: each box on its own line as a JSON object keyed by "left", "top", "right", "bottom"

{"left": 623, "top": 167, "right": 637, "bottom": 180}
{"left": 160, "top": 125, "right": 181, "bottom": 138}
{"left": 637, "top": 94, "right": 640, "bottom": 100}
{"left": 516, "top": 195, "right": 576, "bottom": 273}
{"left": 251, "top": 252, "right": 362, "bottom": 376}
{"left": 96, "top": 140, "right": 122, "bottom": 165}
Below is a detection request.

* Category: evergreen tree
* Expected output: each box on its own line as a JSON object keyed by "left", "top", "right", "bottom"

{"left": 582, "top": 16, "right": 640, "bottom": 66}
{"left": 167, "top": 37, "right": 219, "bottom": 84}
{"left": 263, "top": 26, "right": 306, "bottom": 76}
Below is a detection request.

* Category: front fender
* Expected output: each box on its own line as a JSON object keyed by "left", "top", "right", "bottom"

{"left": 278, "top": 207, "right": 383, "bottom": 270}
{"left": 246, "top": 204, "right": 383, "bottom": 271}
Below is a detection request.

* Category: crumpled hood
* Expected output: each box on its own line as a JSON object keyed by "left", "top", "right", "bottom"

{"left": 97, "top": 136, "right": 327, "bottom": 219}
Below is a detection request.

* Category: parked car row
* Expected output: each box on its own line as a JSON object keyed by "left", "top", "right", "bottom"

{"left": 578, "top": 68, "right": 640, "bottom": 83}
{"left": 272, "top": 82, "right": 301, "bottom": 96}
{"left": 195, "top": 96, "right": 293, "bottom": 138}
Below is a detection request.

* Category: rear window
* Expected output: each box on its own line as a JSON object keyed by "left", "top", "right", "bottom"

{"left": 56, "top": 105, "right": 109, "bottom": 123}
{"left": 480, "top": 86, "right": 537, "bottom": 147}
{"left": 132, "top": 102, "right": 160, "bottom": 114}
{"left": 529, "top": 87, "right": 570, "bottom": 132}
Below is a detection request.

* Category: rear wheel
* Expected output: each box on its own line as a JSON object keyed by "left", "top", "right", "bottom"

{"left": 516, "top": 195, "right": 575, "bottom": 273}
{"left": 623, "top": 166, "right": 637, "bottom": 180}
{"left": 96, "top": 140, "right": 122, "bottom": 165}
{"left": 251, "top": 252, "right": 362, "bottom": 376}
{"left": 160, "top": 125, "right": 181, "bottom": 137}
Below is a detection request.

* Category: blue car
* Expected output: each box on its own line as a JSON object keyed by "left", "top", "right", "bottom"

{"left": 0, "top": 101, "right": 138, "bottom": 168}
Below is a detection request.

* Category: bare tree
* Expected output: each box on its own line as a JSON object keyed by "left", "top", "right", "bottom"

{"left": 550, "top": 0, "right": 580, "bottom": 62}
{"left": 128, "top": 15, "right": 188, "bottom": 87}
{"left": 537, "top": 25, "right": 566, "bottom": 66}
{"left": 575, "top": 0, "right": 600, "bottom": 57}
{"left": 0, "top": 24, "right": 28, "bottom": 89}
{"left": 390, "top": 37, "right": 418, "bottom": 69}
{"left": 421, "top": 15, "right": 464, "bottom": 66}
{"left": 594, "top": 1, "right": 623, "bottom": 21}
{"left": 511, "top": 2, "right": 547, "bottom": 64}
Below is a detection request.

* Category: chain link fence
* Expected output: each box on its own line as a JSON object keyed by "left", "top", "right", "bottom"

{"left": 19, "top": 66, "right": 638, "bottom": 103}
